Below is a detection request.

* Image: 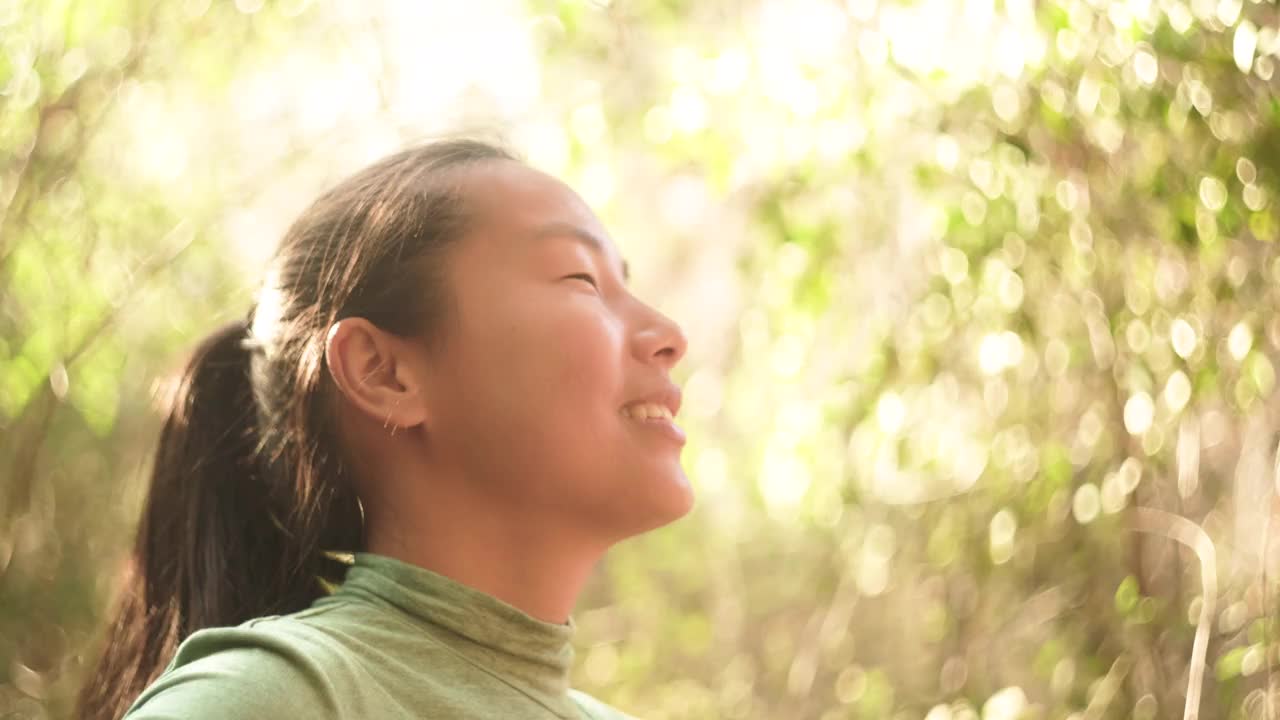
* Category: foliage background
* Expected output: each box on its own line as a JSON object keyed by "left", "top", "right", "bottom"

{"left": 3, "top": 0, "right": 1280, "bottom": 718}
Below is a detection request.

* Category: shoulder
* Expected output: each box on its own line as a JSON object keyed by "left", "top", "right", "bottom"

{"left": 122, "top": 612, "right": 350, "bottom": 720}
{"left": 569, "top": 688, "right": 641, "bottom": 720}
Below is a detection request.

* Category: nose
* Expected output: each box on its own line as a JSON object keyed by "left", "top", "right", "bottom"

{"left": 633, "top": 303, "right": 688, "bottom": 370}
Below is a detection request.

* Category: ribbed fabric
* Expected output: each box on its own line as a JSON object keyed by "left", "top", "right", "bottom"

{"left": 121, "top": 553, "right": 635, "bottom": 720}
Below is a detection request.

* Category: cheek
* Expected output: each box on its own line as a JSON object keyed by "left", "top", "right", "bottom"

{"left": 451, "top": 293, "right": 625, "bottom": 428}
{"left": 437, "top": 297, "right": 630, "bottom": 497}
{"left": 546, "top": 308, "right": 625, "bottom": 398}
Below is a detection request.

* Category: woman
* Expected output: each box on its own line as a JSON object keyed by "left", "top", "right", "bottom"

{"left": 77, "top": 139, "right": 693, "bottom": 720}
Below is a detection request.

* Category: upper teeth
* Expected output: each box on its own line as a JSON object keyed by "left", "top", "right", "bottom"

{"left": 623, "top": 403, "right": 673, "bottom": 420}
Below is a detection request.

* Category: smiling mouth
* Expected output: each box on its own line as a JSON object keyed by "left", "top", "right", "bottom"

{"left": 620, "top": 402, "right": 674, "bottom": 421}
{"left": 620, "top": 401, "right": 687, "bottom": 445}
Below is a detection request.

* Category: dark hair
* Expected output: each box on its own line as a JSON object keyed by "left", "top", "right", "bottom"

{"left": 77, "top": 139, "right": 517, "bottom": 720}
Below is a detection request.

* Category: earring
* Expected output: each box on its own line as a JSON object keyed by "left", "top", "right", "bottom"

{"left": 383, "top": 396, "right": 404, "bottom": 436}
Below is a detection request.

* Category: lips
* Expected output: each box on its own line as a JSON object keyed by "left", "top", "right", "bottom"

{"left": 621, "top": 384, "right": 682, "bottom": 419}
{"left": 620, "top": 384, "right": 686, "bottom": 445}
{"left": 621, "top": 402, "right": 674, "bottom": 420}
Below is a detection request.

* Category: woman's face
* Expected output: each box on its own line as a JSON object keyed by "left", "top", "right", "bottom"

{"left": 416, "top": 160, "right": 692, "bottom": 540}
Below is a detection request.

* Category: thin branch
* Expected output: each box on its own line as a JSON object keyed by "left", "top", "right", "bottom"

{"left": 1268, "top": 437, "right": 1279, "bottom": 720}
{"left": 1084, "top": 654, "right": 1133, "bottom": 720}
{"left": 3, "top": 221, "right": 198, "bottom": 518}
{"left": 1130, "top": 507, "right": 1218, "bottom": 720}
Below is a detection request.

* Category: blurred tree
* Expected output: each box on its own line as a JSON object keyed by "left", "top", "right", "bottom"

{"left": 2, "top": 0, "right": 1280, "bottom": 718}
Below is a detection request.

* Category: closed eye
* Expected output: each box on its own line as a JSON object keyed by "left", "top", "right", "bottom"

{"left": 565, "top": 272, "right": 600, "bottom": 289}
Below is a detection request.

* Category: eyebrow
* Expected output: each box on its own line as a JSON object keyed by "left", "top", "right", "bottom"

{"left": 529, "top": 221, "right": 630, "bottom": 281}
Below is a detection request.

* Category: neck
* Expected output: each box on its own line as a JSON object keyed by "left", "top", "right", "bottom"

{"left": 363, "top": 483, "right": 606, "bottom": 625}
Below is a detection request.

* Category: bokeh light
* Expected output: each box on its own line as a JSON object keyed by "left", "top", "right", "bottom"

{"left": 4, "top": 0, "right": 1280, "bottom": 718}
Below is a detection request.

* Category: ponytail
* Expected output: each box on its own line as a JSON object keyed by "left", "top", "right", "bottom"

{"left": 76, "top": 320, "right": 342, "bottom": 720}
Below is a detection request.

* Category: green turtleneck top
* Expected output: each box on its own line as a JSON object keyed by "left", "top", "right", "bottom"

{"left": 121, "top": 553, "right": 636, "bottom": 719}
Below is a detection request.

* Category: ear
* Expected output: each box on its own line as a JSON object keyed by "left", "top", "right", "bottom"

{"left": 324, "top": 318, "right": 428, "bottom": 430}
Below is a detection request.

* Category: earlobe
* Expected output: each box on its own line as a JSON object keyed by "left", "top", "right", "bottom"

{"left": 324, "top": 318, "right": 428, "bottom": 431}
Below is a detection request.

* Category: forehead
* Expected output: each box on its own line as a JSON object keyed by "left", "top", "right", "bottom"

{"left": 450, "top": 161, "right": 629, "bottom": 281}
{"left": 460, "top": 161, "right": 609, "bottom": 243}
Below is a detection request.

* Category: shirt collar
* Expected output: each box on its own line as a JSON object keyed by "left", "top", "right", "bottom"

{"left": 334, "top": 552, "right": 579, "bottom": 717}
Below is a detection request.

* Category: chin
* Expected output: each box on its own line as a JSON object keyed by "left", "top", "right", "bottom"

{"left": 617, "top": 466, "right": 695, "bottom": 536}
